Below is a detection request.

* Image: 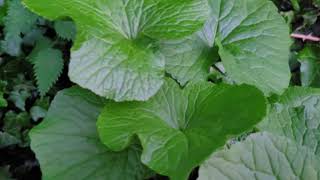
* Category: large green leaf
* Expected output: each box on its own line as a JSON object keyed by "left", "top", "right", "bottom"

{"left": 258, "top": 87, "right": 320, "bottom": 155}
{"left": 159, "top": 34, "right": 218, "bottom": 86}
{"left": 23, "top": 0, "right": 209, "bottom": 101}
{"left": 213, "top": 0, "right": 291, "bottom": 95}
{"left": 161, "top": 0, "right": 291, "bottom": 94}
{"left": 198, "top": 132, "right": 320, "bottom": 180}
{"left": 97, "top": 79, "right": 266, "bottom": 180}
{"left": 30, "top": 87, "right": 152, "bottom": 180}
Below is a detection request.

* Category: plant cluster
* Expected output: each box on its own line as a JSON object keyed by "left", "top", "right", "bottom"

{"left": 1, "top": 0, "right": 320, "bottom": 180}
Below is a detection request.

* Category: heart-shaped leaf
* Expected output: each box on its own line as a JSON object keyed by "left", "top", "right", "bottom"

{"left": 23, "top": 0, "right": 209, "bottom": 101}
{"left": 97, "top": 79, "right": 266, "bottom": 179}
{"left": 30, "top": 87, "right": 152, "bottom": 179}
{"left": 161, "top": 0, "right": 291, "bottom": 95}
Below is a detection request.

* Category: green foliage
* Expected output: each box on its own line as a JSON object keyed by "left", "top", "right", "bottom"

{"left": 54, "top": 20, "right": 76, "bottom": 41}
{"left": 0, "top": 81, "right": 7, "bottom": 107}
{"left": 23, "top": 0, "right": 209, "bottom": 101}
{"left": 0, "top": 132, "right": 20, "bottom": 148}
{"left": 26, "top": 36, "right": 64, "bottom": 96}
{"left": 298, "top": 45, "right": 320, "bottom": 87}
{"left": 0, "top": 0, "right": 66, "bottom": 96}
{"left": 30, "top": 87, "right": 152, "bottom": 180}
{"left": 8, "top": 75, "right": 35, "bottom": 111}
{"left": 161, "top": 0, "right": 291, "bottom": 95}
{"left": 29, "top": 97, "right": 49, "bottom": 122}
{"left": 258, "top": 87, "right": 320, "bottom": 155}
{"left": 97, "top": 79, "right": 266, "bottom": 179}
{"left": 1, "top": 0, "right": 38, "bottom": 56}
{"left": 3, "top": 111, "right": 31, "bottom": 147}
{"left": 314, "top": 0, "right": 320, "bottom": 7}
{"left": 0, "top": 93, "right": 7, "bottom": 107}
{"left": 3, "top": 0, "right": 320, "bottom": 179}
{"left": 198, "top": 132, "right": 320, "bottom": 180}
{"left": 212, "top": 0, "right": 290, "bottom": 95}
{"left": 159, "top": 34, "right": 218, "bottom": 86}
{"left": 32, "top": 48, "right": 63, "bottom": 96}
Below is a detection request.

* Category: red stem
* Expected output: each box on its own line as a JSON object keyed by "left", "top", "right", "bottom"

{"left": 291, "top": 33, "right": 320, "bottom": 42}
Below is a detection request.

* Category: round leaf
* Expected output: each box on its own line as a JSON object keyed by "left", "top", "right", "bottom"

{"left": 23, "top": 0, "right": 209, "bottom": 101}
{"left": 30, "top": 87, "right": 152, "bottom": 180}
{"left": 97, "top": 79, "right": 266, "bottom": 179}
{"left": 161, "top": 0, "right": 291, "bottom": 95}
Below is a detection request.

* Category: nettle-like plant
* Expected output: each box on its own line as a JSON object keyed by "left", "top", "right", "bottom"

{"left": 22, "top": 0, "right": 291, "bottom": 179}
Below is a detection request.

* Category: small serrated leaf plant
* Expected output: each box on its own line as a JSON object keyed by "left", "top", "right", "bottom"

{"left": 0, "top": 0, "right": 296, "bottom": 179}
{"left": 1, "top": 0, "right": 76, "bottom": 97}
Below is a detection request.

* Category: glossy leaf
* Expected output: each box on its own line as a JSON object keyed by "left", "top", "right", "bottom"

{"left": 161, "top": 0, "right": 291, "bottom": 94}
{"left": 97, "top": 79, "right": 266, "bottom": 179}
{"left": 23, "top": 0, "right": 209, "bottom": 101}
{"left": 30, "top": 87, "right": 152, "bottom": 180}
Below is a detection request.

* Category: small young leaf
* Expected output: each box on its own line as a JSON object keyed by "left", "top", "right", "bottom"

{"left": 54, "top": 20, "right": 76, "bottom": 41}
{"left": 23, "top": 28, "right": 46, "bottom": 46}
{"left": 32, "top": 48, "right": 64, "bottom": 96}
{"left": 198, "top": 133, "right": 320, "bottom": 180}
{"left": 314, "top": 0, "right": 320, "bottom": 7}
{"left": 30, "top": 87, "right": 152, "bottom": 180}
{"left": 97, "top": 79, "right": 266, "bottom": 179}
{"left": 28, "top": 37, "right": 52, "bottom": 63}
